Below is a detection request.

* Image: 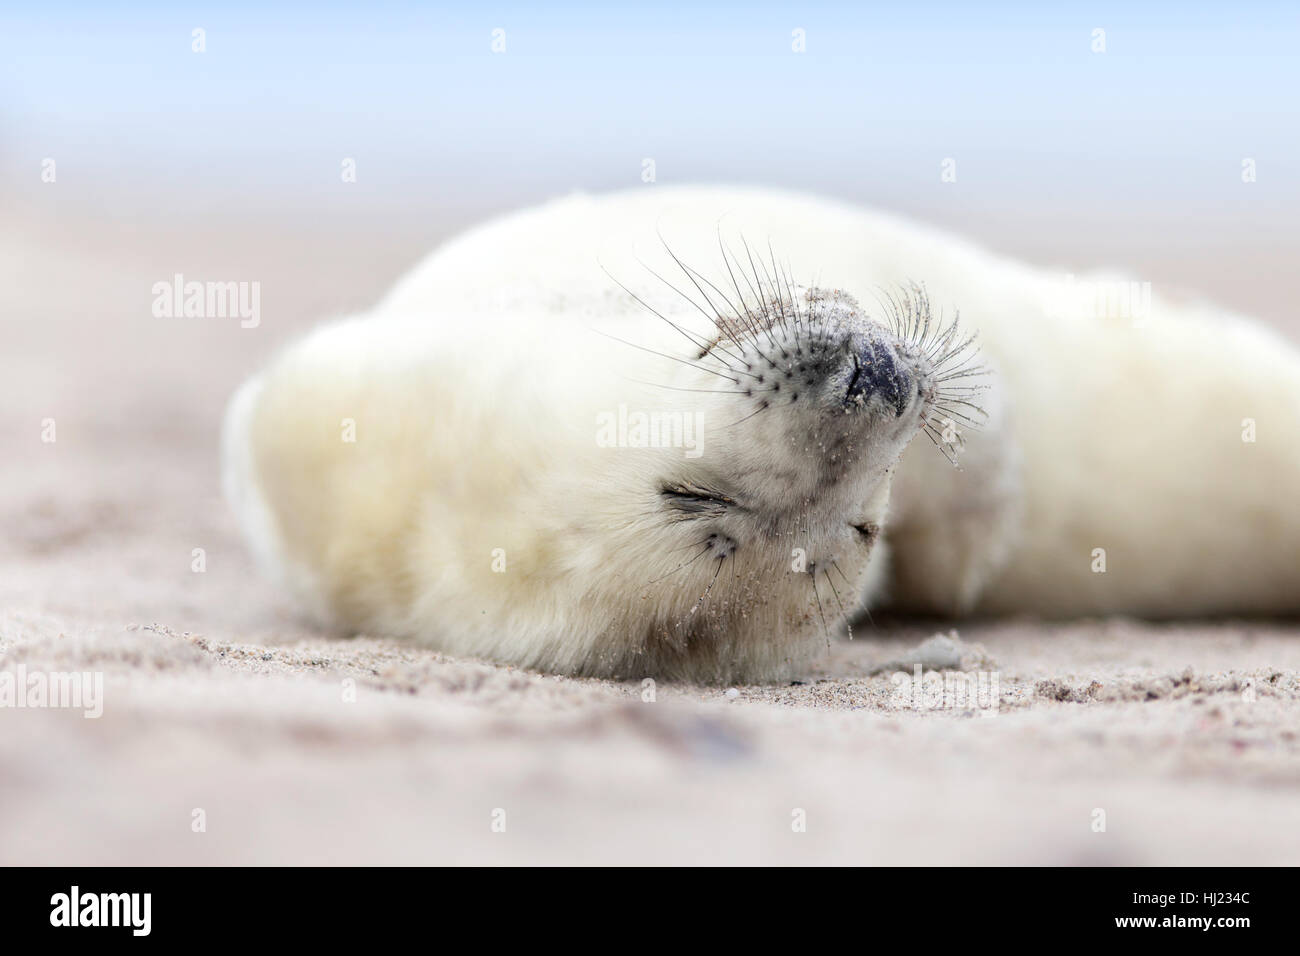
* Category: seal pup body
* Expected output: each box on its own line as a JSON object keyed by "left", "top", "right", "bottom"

{"left": 225, "top": 186, "right": 1300, "bottom": 681}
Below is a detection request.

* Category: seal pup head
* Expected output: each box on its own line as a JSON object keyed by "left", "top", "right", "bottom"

{"left": 586, "top": 246, "right": 984, "bottom": 682}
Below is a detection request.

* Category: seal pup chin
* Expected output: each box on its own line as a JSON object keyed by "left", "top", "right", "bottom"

{"left": 225, "top": 186, "right": 1300, "bottom": 682}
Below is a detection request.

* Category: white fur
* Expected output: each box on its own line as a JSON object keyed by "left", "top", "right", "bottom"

{"left": 224, "top": 186, "right": 1300, "bottom": 680}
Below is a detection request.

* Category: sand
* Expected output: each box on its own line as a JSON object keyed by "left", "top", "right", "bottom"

{"left": 2, "top": 199, "right": 1298, "bottom": 866}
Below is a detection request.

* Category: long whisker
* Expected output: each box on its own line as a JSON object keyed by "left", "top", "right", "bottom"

{"left": 809, "top": 564, "right": 831, "bottom": 652}
{"left": 621, "top": 376, "right": 773, "bottom": 396}
{"left": 633, "top": 256, "right": 754, "bottom": 369}
{"left": 600, "top": 262, "right": 724, "bottom": 364}
{"left": 688, "top": 557, "right": 725, "bottom": 615}
{"left": 645, "top": 543, "right": 712, "bottom": 587}
{"left": 592, "top": 329, "right": 741, "bottom": 384}
{"left": 831, "top": 560, "right": 872, "bottom": 629}
{"left": 822, "top": 568, "right": 852, "bottom": 641}
{"left": 724, "top": 400, "right": 770, "bottom": 428}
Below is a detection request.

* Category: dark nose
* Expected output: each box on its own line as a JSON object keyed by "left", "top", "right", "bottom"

{"left": 845, "top": 337, "right": 912, "bottom": 416}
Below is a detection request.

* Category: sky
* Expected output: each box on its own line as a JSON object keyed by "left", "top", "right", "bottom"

{"left": 2, "top": 2, "right": 1296, "bottom": 265}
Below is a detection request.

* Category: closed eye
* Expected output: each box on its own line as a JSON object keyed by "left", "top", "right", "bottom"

{"left": 660, "top": 481, "right": 738, "bottom": 518}
{"left": 851, "top": 522, "right": 879, "bottom": 543}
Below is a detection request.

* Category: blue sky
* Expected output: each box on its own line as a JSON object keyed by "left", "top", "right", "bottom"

{"left": 3, "top": 2, "right": 1296, "bottom": 237}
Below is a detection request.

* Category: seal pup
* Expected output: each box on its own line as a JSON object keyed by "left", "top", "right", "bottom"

{"left": 224, "top": 186, "right": 1300, "bottom": 682}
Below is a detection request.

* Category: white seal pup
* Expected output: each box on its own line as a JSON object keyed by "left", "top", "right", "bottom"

{"left": 223, "top": 186, "right": 1300, "bottom": 682}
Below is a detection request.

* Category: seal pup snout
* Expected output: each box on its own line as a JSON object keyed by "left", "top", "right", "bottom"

{"left": 843, "top": 330, "right": 916, "bottom": 416}
{"left": 786, "top": 286, "right": 931, "bottom": 424}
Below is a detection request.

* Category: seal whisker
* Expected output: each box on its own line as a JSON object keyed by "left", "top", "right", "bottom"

{"left": 934, "top": 381, "right": 990, "bottom": 395}
{"left": 762, "top": 240, "right": 795, "bottom": 346}
{"left": 717, "top": 240, "right": 774, "bottom": 356}
{"left": 658, "top": 233, "right": 778, "bottom": 366}
{"left": 681, "top": 260, "right": 786, "bottom": 370}
{"left": 625, "top": 379, "right": 757, "bottom": 395}
{"left": 717, "top": 231, "right": 770, "bottom": 348}
{"left": 831, "top": 560, "right": 872, "bottom": 629}
{"left": 822, "top": 567, "right": 852, "bottom": 641}
{"left": 809, "top": 564, "right": 832, "bottom": 651}
{"left": 928, "top": 405, "right": 986, "bottom": 427}
{"left": 777, "top": 257, "right": 809, "bottom": 350}
{"left": 658, "top": 231, "right": 731, "bottom": 326}
{"left": 645, "top": 542, "right": 713, "bottom": 587}
{"left": 932, "top": 366, "right": 987, "bottom": 382}
{"left": 599, "top": 263, "right": 729, "bottom": 366}
{"left": 738, "top": 236, "right": 784, "bottom": 349}
{"left": 920, "top": 424, "right": 962, "bottom": 466}
{"left": 592, "top": 329, "right": 743, "bottom": 384}
{"left": 931, "top": 398, "right": 987, "bottom": 416}
{"left": 924, "top": 420, "right": 968, "bottom": 447}
{"left": 930, "top": 339, "right": 982, "bottom": 370}
{"left": 633, "top": 256, "right": 755, "bottom": 369}
{"left": 688, "top": 556, "right": 725, "bottom": 616}
{"left": 651, "top": 242, "right": 784, "bottom": 371}
{"left": 724, "top": 400, "right": 771, "bottom": 428}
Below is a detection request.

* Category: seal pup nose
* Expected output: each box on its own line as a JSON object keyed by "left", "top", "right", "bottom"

{"left": 844, "top": 334, "right": 913, "bottom": 416}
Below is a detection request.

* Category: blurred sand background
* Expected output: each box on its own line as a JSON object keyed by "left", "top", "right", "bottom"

{"left": 2, "top": 4, "right": 1299, "bottom": 864}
